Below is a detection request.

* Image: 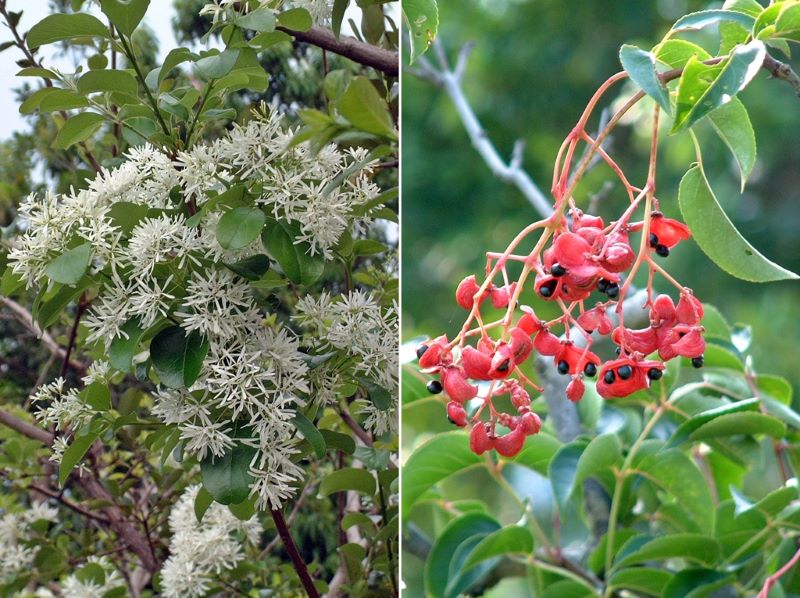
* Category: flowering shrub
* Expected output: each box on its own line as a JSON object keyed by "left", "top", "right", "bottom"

{"left": 403, "top": 2, "right": 800, "bottom": 597}
{"left": 0, "top": 0, "right": 397, "bottom": 596}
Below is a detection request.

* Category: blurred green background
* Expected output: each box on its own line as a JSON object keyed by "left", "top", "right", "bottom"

{"left": 402, "top": 0, "right": 800, "bottom": 385}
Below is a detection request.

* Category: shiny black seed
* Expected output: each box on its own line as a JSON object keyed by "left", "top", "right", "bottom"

{"left": 647, "top": 368, "right": 663, "bottom": 380}
{"left": 539, "top": 280, "right": 557, "bottom": 298}
{"left": 497, "top": 360, "right": 510, "bottom": 372}
{"left": 584, "top": 362, "right": 597, "bottom": 377}
{"left": 604, "top": 370, "right": 616, "bottom": 384}
{"left": 649, "top": 233, "right": 659, "bottom": 247}
{"left": 617, "top": 365, "right": 633, "bottom": 380}
{"left": 692, "top": 356, "right": 704, "bottom": 369}
{"left": 605, "top": 283, "right": 620, "bottom": 299}
{"left": 615, "top": 346, "right": 621, "bottom": 355}
{"left": 427, "top": 380, "right": 443, "bottom": 394}
{"left": 597, "top": 279, "right": 610, "bottom": 292}
{"left": 557, "top": 360, "right": 570, "bottom": 375}
{"left": 655, "top": 244, "right": 670, "bottom": 258}
{"left": 416, "top": 344, "right": 428, "bottom": 359}
{"left": 551, "top": 263, "right": 567, "bottom": 277}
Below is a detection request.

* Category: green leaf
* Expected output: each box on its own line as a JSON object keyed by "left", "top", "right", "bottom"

{"left": 722, "top": 0, "right": 763, "bottom": 18}
{"left": 225, "top": 254, "right": 270, "bottom": 280}
{"left": 77, "top": 69, "right": 138, "bottom": 96}
{"left": 332, "top": 0, "right": 349, "bottom": 37}
{"left": 425, "top": 512, "right": 500, "bottom": 598}
{"left": 194, "top": 49, "right": 240, "bottom": 79}
{"left": 200, "top": 443, "right": 256, "bottom": 505}
{"left": 549, "top": 439, "right": 587, "bottom": 512}
{"left": 59, "top": 424, "right": 103, "bottom": 485}
{"left": 154, "top": 47, "right": 195, "bottom": 87}
{"left": 80, "top": 382, "right": 111, "bottom": 410}
{"left": 108, "top": 318, "right": 146, "bottom": 372}
{"left": 775, "top": 3, "right": 800, "bottom": 41}
{"left": 707, "top": 98, "right": 755, "bottom": 192}
{"left": 402, "top": 431, "right": 482, "bottom": 514}
{"left": 27, "top": 13, "right": 109, "bottom": 48}
{"left": 149, "top": 326, "right": 209, "bottom": 389}
{"left": 615, "top": 534, "right": 721, "bottom": 568}
{"left": 573, "top": 433, "right": 621, "bottom": 493}
{"left": 701, "top": 303, "right": 732, "bottom": 341}
{"left": 236, "top": 7, "right": 275, "bottom": 32}
{"left": 673, "top": 42, "right": 766, "bottom": 132}
{"left": 319, "top": 467, "right": 376, "bottom": 496}
{"left": 216, "top": 206, "right": 266, "bottom": 250}
{"left": 619, "top": 44, "right": 671, "bottom": 113}
{"left": 667, "top": 398, "right": 760, "bottom": 447}
{"left": 75, "top": 562, "right": 105, "bottom": 585}
{"left": 461, "top": 526, "right": 534, "bottom": 571}
{"left": 37, "top": 276, "right": 92, "bottom": 329}
{"left": 671, "top": 9, "right": 756, "bottom": 32}
{"left": 261, "top": 219, "right": 325, "bottom": 286}
{"left": 39, "top": 89, "right": 89, "bottom": 112}
{"left": 403, "top": 0, "right": 438, "bottom": 63}
{"left": 352, "top": 239, "right": 388, "bottom": 256}
{"left": 690, "top": 411, "right": 786, "bottom": 441}
{"left": 277, "top": 8, "right": 312, "bottom": 31}
{"left": 661, "top": 569, "right": 732, "bottom": 598}
{"left": 655, "top": 39, "right": 711, "bottom": 69}
{"left": 100, "top": 0, "right": 150, "bottom": 37}
{"left": 678, "top": 164, "right": 799, "bottom": 282}
{"left": 108, "top": 201, "right": 149, "bottom": 234}
{"left": 338, "top": 77, "right": 395, "bottom": 137}
{"left": 228, "top": 496, "right": 256, "bottom": 520}
{"left": 511, "top": 433, "right": 561, "bottom": 475}
{"left": 54, "top": 112, "right": 105, "bottom": 149}
{"left": 44, "top": 243, "right": 91, "bottom": 285}
{"left": 609, "top": 567, "right": 673, "bottom": 596}
{"left": 359, "top": 377, "right": 392, "bottom": 410}
{"left": 292, "top": 411, "right": 326, "bottom": 459}
{"left": 194, "top": 486, "right": 214, "bottom": 522}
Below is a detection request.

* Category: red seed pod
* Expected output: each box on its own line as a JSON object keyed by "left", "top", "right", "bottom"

{"left": 534, "top": 329, "right": 561, "bottom": 356}
{"left": 671, "top": 327, "right": 706, "bottom": 358}
{"left": 601, "top": 231, "right": 635, "bottom": 273}
{"left": 419, "top": 335, "right": 450, "bottom": 371}
{"left": 455, "top": 275, "right": 488, "bottom": 310}
{"left": 651, "top": 295, "right": 677, "bottom": 326}
{"left": 446, "top": 401, "right": 468, "bottom": 427}
{"left": 489, "top": 343, "right": 515, "bottom": 378}
{"left": 650, "top": 213, "right": 691, "bottom": 249}
{"left": 461, "top": 346, "right": 492, "bottom": 381}
{"left": 470, "top": 422, "right": 493, "bottom": 455}
{"left": 442, "top": 366, "right": 479, "bottom": 402}
{"left": 506, "top": 380, "right": 531, "bottom": 409}
{"left": 596, "top": 357, "right": 649, "bottom": 399}
{"left": 566, "top": 377, "right": 585, "bottom": 403}
{"left": 518, "top": 411, "right": 542, "bottom": 435}
{"left": 554, "top": 341, "right": 601, "bottom": 376}
{"left": 577, "top": 305, "right": 613, "bottom": 336}
{"left": 493, "top": 426, "right": 526, "bottom": 457}
{"left": 573, "top": 211, "right": 604, "bottom": 230}
{"left": 509, "top": 327, "right": 534, "bottom": 364}
{"left": 612, "top": 326, "right": 659, "bottom": 355}
{"left": 676, "top": 292, "right": 704, "bottom": 325}
{"left": 517, "top": 305, "right": 543, "bottom": 335}
{"left": 490, "top": 282, "right": 517, "bottom": 308}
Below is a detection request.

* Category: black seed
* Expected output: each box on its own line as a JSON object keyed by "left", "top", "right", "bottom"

{"left": 551, "top": 263, "right": 566, "bottom": 277}
{"left": 649, "top": 233, "right": 659, "bottom": 247}
{"left": 584, "top": 362, "right": 597, "bottom": 377}
{"left": 447, "top": 415, "right": 456, "bottom": 425}
{"left": 604, "top": 370, "right": 616, "bottom": 384}
{"left": 606, "top": 283, "right": 620, "bottom": 299}
{"left": 539, "top": 280, "right": 557, "bottom": 298}
{"left": 655, "top": 244, "right": 670, "bottom": 258}
{"left": 617, "top": 365, "right": 633, "bottom": 380}
{"left": 692, "top": 356, "right": 704, "bottom": 369}
{"left": 615, "top": 346, "right": 621, "bottom": 355}
{"left": 597, "top": 278, "right": 610, "bottom": 292}
{"left": 416, "top": 344, "right": 428, "bottom": 359}
{"left": 497, "top": 360, "right": 510, "bottom": 372}
{"left": 647, "top": 368, "right": 663, "bottom": 380}
{"left": 557, "top": 360, "right": 570, "bottom": 375}
{"left": 427, "top": 380, "right": 443, "bottom": 394}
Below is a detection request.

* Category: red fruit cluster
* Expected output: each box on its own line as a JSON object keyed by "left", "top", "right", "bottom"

{"left": 417, "top": 205, "right": 705, "bottom": 458}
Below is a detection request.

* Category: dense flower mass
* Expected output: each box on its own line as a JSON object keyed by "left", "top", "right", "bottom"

{"left": 0, "top": 504, "right": 59, "bottom": 584}
{"left": 9, "top": 108, "right": 397, "bottom": 510}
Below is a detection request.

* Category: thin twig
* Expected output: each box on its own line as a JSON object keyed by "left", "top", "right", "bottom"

{"left": 270, "top": 508, "right": 321, "bottom": 598}
{"left": 29, "top": 484, "right": 110, "bottom": 524}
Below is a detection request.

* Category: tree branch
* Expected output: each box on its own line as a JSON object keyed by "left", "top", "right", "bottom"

{"left": 277, "top": 25, "right": 398, "bottom": 77}
{"left": 270, "top": 507, "right": 321, "bottom": 598}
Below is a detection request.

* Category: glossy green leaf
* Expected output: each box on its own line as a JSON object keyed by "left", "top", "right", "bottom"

{"left": 39, "top": 90, "right": 89, "bottom": 112}
{"left": 100, "top": 0, "right": 150, "bottom": 37}
{"left": 44, "top": 243, "right": 91, "bottom": 285}
{"left": 671, "top": 9, "right": 756, "bottom": 32}
{"left": 609, "top": 567, "right": 673, "bottom": 596}
{"left": 194, "top": 486, "right": 214, "bottom": 522}
{"left": 59, "top": 424, "right": 103, "bottom": 485}
{"left": 225, "top": 254, "right": 270, "bottom": 280}
{"left": 149, "top": 326, "right": 209, "bottom": 389}
{"left": 620, "top": 44, "right": 671, "bottom": 112}
{"left": 403, "top": 0, "right": 438, "bottom": 63}
{"left": 549, "top": 439, "right": 587, "bottom": 511}
{"left": 574, "top": 433, "right": 621, "bottom": 492}
{"left": 655, "top": 39, "right": 711, "bottom": 69}
{"left": 667, "top": 398, "right": 759, "bottom": 447}
{"left": 678, "top": 164, "right": 799, "bottom": 281}
{"left": 320, "top": 430, "right": 356, "bottom": 454}
{"left": 292, "top": 411, "right": 326, "bottom": 459}
{"left": 402, "top": 431, "right": 482, "bottom": 513}
{"left": 332, "top": 0, "right": 349, "bottom": 37}
{"left": 319, "top": 467, "right": 376, "bottom": 496}
{"left": 359, "top": 377, "right": 392, "bottom": 410}
{"left": 37, "top": 276, "right": 92, "bottom": 329}
{"left": 661, "top": 569, "right": 732, "bottom": 598}
{"left": 339, "top": 77, "right": 395, "bottom": 137}
{"left": 77, "top": 69, "right": 138, "bottom": 96}
{"left": 616, "top": 534, "right": 720, "bottom": 568}
{"left": 261, "top": 219, "right": 325, "bottom": 286}
{"left": 673, "top": 42, "right": 765, "bottom": 132}
{"left": 54, "top": 112, "right": 105, "bottom": 149}
{"left": 701, "top": 303, "right": 732, "bottom": 340}
{"left": 277, "top": 8, "right": 312, "bottom": 31}
{"left": 722, "top": 0, "right": 764, "bottom": 17}
{"left": 27, "top": 13, "right": 109, "bottom": 48}
{"left": 194, "top": 49, "right": 240, "bottom": 80}
{"left": 155, "top": 47, "right": 195, "bottom": 87}
{"left": 707, "top": 98, "right": 756, "bottom": 192}
{"left": 108, "top": 317, "right": 146, "bottom": 372}
{"left": 80, "top": 382, "right": 111, "bottom": 411}
{"left": 690, "top": 411, "right": 786, "bottom": 441}
{"left": 200, "top": 443, "right": 256, "bottom": 505}
{"left": 775, "top": 3, "right": 800, "bottom": 41}
{"left": 511, "top": 433, "right": 561, "bottom": 475}
{"left": 236, "top": 7, "right": 275, "bottom": 32}
{"left": 461, "top": 526, "right": 534, "bottom": 571}
{"left": 216, "top": 206, "right": 265, "bottom": 250}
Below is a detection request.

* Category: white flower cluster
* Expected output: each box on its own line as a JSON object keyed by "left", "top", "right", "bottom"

{"left": 296, "top": 290, "right": 399, "bottom": 435}
{"left": 160, "top": 485, "right": 262, "bottom": 598}
{"left": 200, "top": 1, "right": 333, "bottom": 27}
{"left": 292, "top": 0, "right": 334, "bottom": 25}
{"left": 0, "top": 503, "right": 58, "bottom": 584}
{"left": 9, "top": 109, "right": 395, "bottom": 510}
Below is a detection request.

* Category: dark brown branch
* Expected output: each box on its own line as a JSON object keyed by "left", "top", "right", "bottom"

{"left": 270, "top": 508, "right": 321, "bottom": 598}
{"left": 0, "top": 409, "right": 54, "bottom": 444}
{"left": 277, "top": 25, "right": 397, "bottom": 77}
{"left": 29, "top": 483, "right": 110, "bottom": 524}
{"left": 60, "top": 293, "right": 88, "bottom": 377}
{"left": 337, "top": 406, "right": 374, "bottom": 447}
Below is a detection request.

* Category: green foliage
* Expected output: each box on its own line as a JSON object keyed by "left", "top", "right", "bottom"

{"left": 200, "top": 443, "right": 257, "bottom": 505}
{"left": 403, "top": 0, "right": 438, "bottom": 63}
{"left": 149, "top": 326, "right": 209, "bottom": 389}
